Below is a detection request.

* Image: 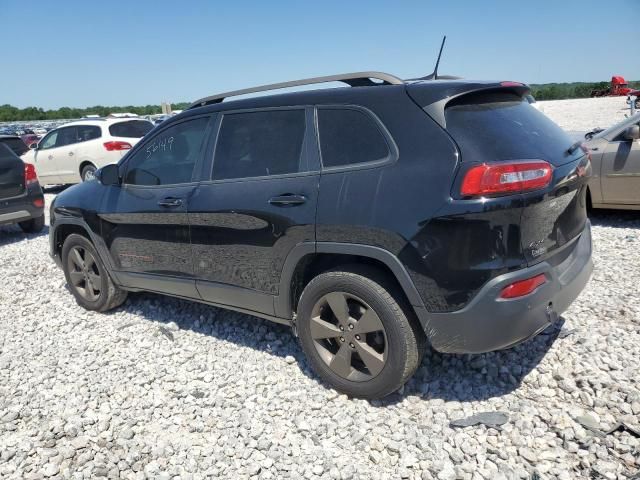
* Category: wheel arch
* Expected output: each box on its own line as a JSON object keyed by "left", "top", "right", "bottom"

{"left": 78, "top": 161, "right": 97, "bottom": 178}
{"left": 275, "top": 243, "right": 425, "bottom": 320}
{"left": 52, "top": 221, "right": 94, "bottom": 258}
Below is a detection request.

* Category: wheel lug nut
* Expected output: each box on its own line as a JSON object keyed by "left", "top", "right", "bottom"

{"left": 349, "top": 343, "right": 355, "bottom": 349}
{"left": 339, "top": 325, "right": 344, "bottom": 331}
{"left": 348, "top": 324, "right": 354, "bottom": 330}
{"left": 355, "top": 335, "right": 360, "bottom": 341}
{"left": 340, "top": 337, "right": 345, "bottom": 342}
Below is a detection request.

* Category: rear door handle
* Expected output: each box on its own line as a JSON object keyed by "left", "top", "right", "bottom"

{"left": 68, "top": 151, "right": 74, "bottom": 156}
{"left": 158, "top": 197, "right": 183, "bottom": 208}
{"left": 268, "top": 194, "right": 307, "bottom": 206}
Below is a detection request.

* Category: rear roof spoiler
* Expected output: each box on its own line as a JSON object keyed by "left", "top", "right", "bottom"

{"left": 407, "top": 81, "right": 531, "bottom": 128}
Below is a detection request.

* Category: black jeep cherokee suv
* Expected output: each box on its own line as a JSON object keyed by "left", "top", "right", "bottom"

{"left": 49, "top": 72, "right": 593, "bottom": 399}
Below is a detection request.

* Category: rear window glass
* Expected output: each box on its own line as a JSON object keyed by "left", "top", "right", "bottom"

{"left": 318, "top": 109, "right": 389, "bottom": 168}
{"left": 445, "top": 93, "right": 582, "bottom": 165}
{"left": 77, "top": 125, "right": 101, "bottom": 142}
{"left": 0, "top": 138, "right": 28, "bottom": 156}
{"left": 109, "top": 120, "right": 153, "bottom": 138}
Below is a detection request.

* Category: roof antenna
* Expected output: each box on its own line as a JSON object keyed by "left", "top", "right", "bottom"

{"left": 432, "top": 35, "right": 446, "bottom": 80}
{"left": 407, "top": 36, "right": 456, "bottom": 81}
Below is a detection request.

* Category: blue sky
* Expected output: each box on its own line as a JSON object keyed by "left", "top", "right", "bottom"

{"left": 2, "top": 0, "right": 639, "bottom": 109}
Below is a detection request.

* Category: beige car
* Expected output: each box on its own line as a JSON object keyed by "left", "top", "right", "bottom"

{"left": 584, "top": 113, "right": 640, "bottom": 210}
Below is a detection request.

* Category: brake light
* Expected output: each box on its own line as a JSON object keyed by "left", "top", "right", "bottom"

{"left": 500, "top": 274, "right": 546, "bottom": 299}
{"left": 460, "top": 160, "right": 553, "bottom": 197}
{"left": 33, "top": 198, "right": 44, "bottom": 208}
{"left": 24, "top": 163, "right": 38, "bottom": 186}
{"left": 104, "top": 141, "right": 132, "bottom": 151}
{"left": 500, "top": 81, "right": 524, "bottom": 87}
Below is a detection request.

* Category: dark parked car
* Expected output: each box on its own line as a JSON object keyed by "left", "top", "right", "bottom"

{"left": 0, "top": 135, "right": 29, "bottom": 157}
{"left": 0, "top": 143, "right": 45, "bottom": 233}
{"left": 49, "top": 72, "right": 593, "bottom": 398}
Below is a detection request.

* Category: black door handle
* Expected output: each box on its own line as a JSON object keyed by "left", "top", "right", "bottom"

{"left": 268, "top": 194, "right": 307, "bottom": 206}
{"left": 158, "top": 197, "right": 183, "bottom": 208}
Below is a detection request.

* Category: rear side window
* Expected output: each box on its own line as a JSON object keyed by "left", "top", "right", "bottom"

{"left": 445, "top": 92, "right": 582, "bottom": 165}
{"left": 109, "top": 120, "right": 154, "bottom": 138}
{"left": 317, "top": 108, "right": 390, "bottom": 168}
{"left": 56, "top": 127, "right": 78, "bottom": 147}
{"left": 212, "top": 109, "right": 307, "bottom": 180}
{"left": 124, "top": 117, "right": 208, "bottom": 186}
{"left": 76, "top": 125, "right": 101, "bottom": 142}
{"left": 1, "top": 138, "right": 28, "bottom": 156}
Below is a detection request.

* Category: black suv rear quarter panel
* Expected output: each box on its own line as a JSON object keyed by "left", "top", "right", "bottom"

{"left": 314, "top": 87, "right": 471, "bottom": 309}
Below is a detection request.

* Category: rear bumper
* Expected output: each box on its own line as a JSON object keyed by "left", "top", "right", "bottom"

{"left": 0, "top": 187, "right": 44, "bottom": 226}
{"left": 418, "top": 221, "right": 593, "bottom": 354}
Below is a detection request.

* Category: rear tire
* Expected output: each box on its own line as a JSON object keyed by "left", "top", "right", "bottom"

{"left": 18, "top": 214, "right": 44, "bottom": 233}
{"left": 296, "top": 266, "right": 426, "bottom": 399}
{"left": 61, "top": 234, "right": 127, "bottom": 312}
{"left": 81, "top": 164, "right": 97, "bottom": 182}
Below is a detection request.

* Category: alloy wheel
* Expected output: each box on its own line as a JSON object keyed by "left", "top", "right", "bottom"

{"left": 67, "top": 246, "right": 102, "bottom": 301}
{"left": 309, "top": 291, "right": 387, "bottom": 382}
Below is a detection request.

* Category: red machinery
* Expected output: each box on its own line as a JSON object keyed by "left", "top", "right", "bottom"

{"left": 591, "top": 76, "right": 633, "bottom": 97}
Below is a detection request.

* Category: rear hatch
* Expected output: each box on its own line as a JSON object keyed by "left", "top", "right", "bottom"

{"left": 431, "top": 87, "right": 589, "bottom": 265}
{"left": 107, "top": 120, "right": 154, "bottom": 157}
{"left": 0, "top": 144, "right": 25, "bottom": 200}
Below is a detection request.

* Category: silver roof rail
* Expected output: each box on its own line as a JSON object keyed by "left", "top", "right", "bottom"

{"left": 188, "top": 71, "right": 405, "bottom": 109}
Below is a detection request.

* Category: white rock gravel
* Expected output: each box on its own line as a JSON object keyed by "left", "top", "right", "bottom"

{"left": 1, "top": 99, "right": 639, "bottom": 479}
{"left": 538, "top": 96, "right": 634, "bottom": 132}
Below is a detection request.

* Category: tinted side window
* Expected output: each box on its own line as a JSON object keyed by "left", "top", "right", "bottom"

{"left": 317, "top": 109, "right": 390, "bottom": 168}
{"left": 39, "top": 131, "right": 58, "bottom": 150}
{"left": 212, "top": 109, "right": 306, "bottom": 180}
{"left": 56, "top": 127, "right": 78, "bottom": 147}
{"left": 109, "top": 120, "right": 154, "bottom": 138}
{"left": 124, "top": 117, "right": 208, "bottom": 186}
{"left": 77, "top": 125, "right": 101, "bottom": 142}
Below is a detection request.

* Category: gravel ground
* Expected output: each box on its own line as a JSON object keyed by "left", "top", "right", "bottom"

{"left": 539, "top": 96, "right": 634, "bottom": 132}
{"left": 1, "top": 99, "right": 639, "bottom": 479}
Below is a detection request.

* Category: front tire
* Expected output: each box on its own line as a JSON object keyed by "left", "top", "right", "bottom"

{"left": 81, "top": 164, "right": 97, "bottom": 182}
{"left": 18, "top": 214, "right": 45, "bottom": 233}
{"left": 297, "top": 266, "right": 425, "bottom": 399}
{"left": 61, "top": 234, "right": 127, "bottom": 312}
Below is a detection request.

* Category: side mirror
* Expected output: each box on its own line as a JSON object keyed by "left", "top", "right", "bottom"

{"left": 29, "top": 143, "right": 37, "bottom": 150}
{"left": 97, "top": 164, "right": 120, "bottom": 186}
{"left": 624, "top": 125, "right": 640, "bottom": 141}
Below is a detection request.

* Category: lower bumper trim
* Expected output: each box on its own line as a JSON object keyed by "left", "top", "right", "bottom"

{"left": 416, "top": 221, "right": 593, "bottom": 354}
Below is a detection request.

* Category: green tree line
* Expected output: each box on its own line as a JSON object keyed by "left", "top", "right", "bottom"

{"left": 530, "top": 80, "right": 640, "bottom": 100}
{"left": 2, "top": 80, "right": 639, "bottom": 122}
{"left": 0, "top": 102, "right": 191, "bottom": 122}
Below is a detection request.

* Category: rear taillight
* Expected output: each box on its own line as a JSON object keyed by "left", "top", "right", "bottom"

{"left": 103, "top": 141, "right": 132, "bottom": 151}
{"left": 460, "top": 160, "right": 553, "bottom": 197}
{"left": 24, "top": 163, "right": 38, "bottom": 186}
{"left": 33, "top": 198, "right": 44, "bottom": 208}
{"left": 500, "top": 274, "right": 546, "bottom": 299}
